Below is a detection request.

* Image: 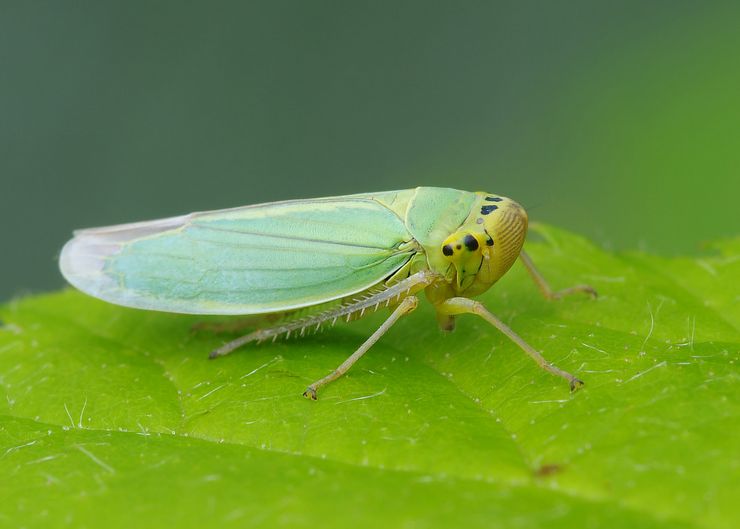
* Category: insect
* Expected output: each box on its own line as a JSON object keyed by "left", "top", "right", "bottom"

{"left": 60, "top": 187, "right": 596, "bottom": 399}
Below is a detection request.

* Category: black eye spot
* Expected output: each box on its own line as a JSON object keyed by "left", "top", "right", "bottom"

{"left": 485, "top": 196, "right": 503, "bottom": 202}
{"left": 481, "top": 205, "right": 498, "bottom": 215}
{"left": 463, "top": 234, "right": 479, "bottom": 251}
{"left": 442, "top": 244, "right": 453, "bottom": 256}
{"left": 484, "top": 229, "right": 494, "bottom": 246}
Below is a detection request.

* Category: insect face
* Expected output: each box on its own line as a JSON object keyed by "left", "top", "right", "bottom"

{"left": 440, "top": 231, "right": 488, "bottom": 291}
{"left": 440, "top": 195, "right": 528, "bottom": 295}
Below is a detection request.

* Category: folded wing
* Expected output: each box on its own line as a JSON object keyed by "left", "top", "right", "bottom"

{"left": 60, "top": 197, "right": 416, "bottom": 314}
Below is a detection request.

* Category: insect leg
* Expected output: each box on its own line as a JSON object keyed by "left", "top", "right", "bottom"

{"left": 303, "top": 295, "right": 419, "bottom": 400}
{"left": 519, "top": 250, "right": 597, "bottom": 300}
{"left": 208, "top": 270, "right": 440, "bottom": 359}
{"left": 436, "top": 297, "right": 584, "bottom": 391}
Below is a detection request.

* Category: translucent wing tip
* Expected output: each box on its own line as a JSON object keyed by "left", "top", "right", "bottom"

{"left": 60, "top": 214, "right": 190, "bottom": 298}
{"left": 59, "top": 233, "right": 121, "bottom": 296}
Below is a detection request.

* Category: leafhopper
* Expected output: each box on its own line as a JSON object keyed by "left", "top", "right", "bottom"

{"left": 60, "top": 187, "right": 596, "bottom": 399}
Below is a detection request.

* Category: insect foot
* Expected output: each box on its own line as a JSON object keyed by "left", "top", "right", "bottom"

{"left": 562, "top": 284, "right": 598, "bottom": 300}
{"left": 303, "top": 386, "right": 318, "bottom": 400}
{"left": 570, "top": 377, "right": 585, "bottom": 392}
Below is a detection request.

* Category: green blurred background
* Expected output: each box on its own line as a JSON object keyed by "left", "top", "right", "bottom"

{"left": 2, "top": 1, "right": 738, "bottom": 301}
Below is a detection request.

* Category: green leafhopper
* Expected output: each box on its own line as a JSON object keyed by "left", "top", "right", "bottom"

{"left": 60, "top": 187, "right": 596, "bottom": 399}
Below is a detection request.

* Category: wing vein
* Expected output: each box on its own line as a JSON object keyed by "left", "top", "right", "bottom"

{"left": 190, "top": 223, "right": 401, "bottom": 250}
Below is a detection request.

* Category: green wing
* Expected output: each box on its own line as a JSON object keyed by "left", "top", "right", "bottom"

{"left": 60, "top": 196, "right": 417, "bottom": 314}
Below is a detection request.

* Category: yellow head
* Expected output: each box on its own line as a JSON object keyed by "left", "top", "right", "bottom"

{"left": 439, "top": 193, "right": 528, "bottom": 296}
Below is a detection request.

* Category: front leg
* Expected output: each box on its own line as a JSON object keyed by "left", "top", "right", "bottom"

{"left": 436, "top": 297, "right": 584, "bottom": 391}
{"left": 519, "top": 250, "right": 597, "bottom": 300}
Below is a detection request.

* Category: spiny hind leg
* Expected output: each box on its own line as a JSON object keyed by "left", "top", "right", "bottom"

{"left": 436, "top": 297, "right": 584, "bottom": 391}
{"left": 519, "top": 250, "right": 597, "bottom": 300}
{"left": 209, "top": 270, "right": 441, "bottom": 360}
{"left": 303, "top": 295, "right": 419, "bottom": 400}
{"left": 207, "top": 307, "right": 334, "bottom": 358}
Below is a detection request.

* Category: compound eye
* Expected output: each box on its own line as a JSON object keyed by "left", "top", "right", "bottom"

{"left": 442, "top": 244, "right": 454, "bottom": 256}
{"left": 463, "top": 234, "right": 479, "bottom": 251}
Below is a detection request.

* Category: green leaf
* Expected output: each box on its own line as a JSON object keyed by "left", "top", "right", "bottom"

{"left": 1, "top": 225, "right": 737, "bottom": 529}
